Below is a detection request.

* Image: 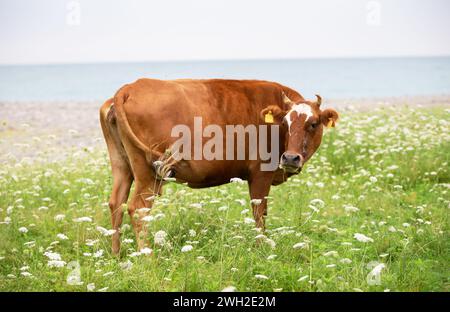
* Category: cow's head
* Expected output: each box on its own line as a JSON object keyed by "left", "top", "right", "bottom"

{"left": 260, "top": 93, "right": 339, "bottom": 173}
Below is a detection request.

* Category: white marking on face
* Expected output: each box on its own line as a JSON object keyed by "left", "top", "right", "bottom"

{"left": 285, "top": 104, "right": 313, "bottom": 134}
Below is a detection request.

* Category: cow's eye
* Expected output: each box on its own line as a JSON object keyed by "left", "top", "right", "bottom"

{"left": 310, "top": 122, "right": 319, "bottom": 129}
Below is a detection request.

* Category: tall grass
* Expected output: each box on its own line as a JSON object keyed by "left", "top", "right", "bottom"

{"left": 0, "top": 106, "right": 448, "bottom": 291}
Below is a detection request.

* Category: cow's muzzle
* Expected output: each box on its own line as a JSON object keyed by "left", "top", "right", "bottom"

{"left": 279, "top": 152, "right": 303, "bottom": 173}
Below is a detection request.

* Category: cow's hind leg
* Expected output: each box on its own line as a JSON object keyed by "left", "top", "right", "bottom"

{"left": 100, "top": 100, "right": 133, "bottom": 255}
{"left": 126, "top": 152, "right": 162, "bottom": 251}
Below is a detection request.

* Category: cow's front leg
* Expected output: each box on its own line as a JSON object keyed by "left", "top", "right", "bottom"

{"left": 248, "top": 172, "right": 273, "bottom": 230}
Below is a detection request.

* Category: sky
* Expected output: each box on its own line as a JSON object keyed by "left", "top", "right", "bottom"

{"left": 0, "top": 0, "right": 449, "bottom": 65}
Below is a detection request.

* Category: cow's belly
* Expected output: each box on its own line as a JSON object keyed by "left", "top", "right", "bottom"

{"left": 172, "top": 159, "right": 250, "bottom": 188}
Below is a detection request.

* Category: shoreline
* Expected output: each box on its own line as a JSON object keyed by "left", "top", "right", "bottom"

{"left": 1, "top": 95, "right": 449, "bottom": 163}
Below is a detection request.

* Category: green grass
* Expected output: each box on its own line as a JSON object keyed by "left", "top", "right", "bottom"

{"left": 0, "top": 106, "right": 449, "bottom": 292}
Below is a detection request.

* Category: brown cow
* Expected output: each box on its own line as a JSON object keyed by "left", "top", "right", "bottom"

{"left": 99, "top": 78, "right": 338, "bottom": 254}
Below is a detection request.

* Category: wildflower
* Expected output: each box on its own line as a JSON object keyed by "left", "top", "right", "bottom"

{"left": 181, "top": 245, "right": 193, "bottom": 253}
{"left": 267, "top": 254, "right": 277, "bottom": 260}
{"left": 21, "top": 272, "right": 32, "bottom": 277}
{"left": 142, "top": 215, "right": 154, "bottom": 222}
{"left": 44, "top": 251, "right": 62, "bottom": 261}
{"left": 369, "top": 176, "right": 378, "bottom": 183}
{"left": 265, "top": 238, "right": 276, "bottom": 249}
{"left": 254, "top": 274, "right": 269, "bottom": 280}
{"left": 73, "top": 217, "right": 92, "bottom": 223}
{"left": 323, "top": 251, "right": 338, "bottom": 257}
{"left": 96, "top": 226, "right": 116, "bottom": 236}
{"left": 344, "top": 204, "right": 359, "bottom": 213}
{"left": 93, "top": 250, "right": 104, "bottom": 258}
{"left": 120, "top": 260, "right": 133, "bottom": 271}
{"left": 140, "top": 247, "right": 153, "bottom": 255}
{"left": 57, "top": 233, "right": 68, "bottom": 240}
{"left": 354, "top": 233, "right": 374, "bottom": 243}
{"left": 18, "top": 226, "right": 29, "bottom": 233}
{"left": 244, "top": 218, "right": 255, "bottom": 224}
{"left": 298, "top": 275, "right": 309, "bottom": 282}
{"left": 87, "top": 283, "right": 95, "bottom": 292}
{"left": 54, "top": 214, "right": 65, "bottom": 221}
{"left": 123, "top": 238, "right": 134, "bottom": 244}
{"left": 189, "top": 229, "right": 197, "bottom": 237}
{"left": 154, "top": 230, "right": 168, "bottom": 246}
{"left": 326, "top": 264, "right": 336, "bottom": 268}
{"left": 222, "top": 286, "right": 237, "bottom": 292}
{"left": 340, "top": 258, "right": 352, "bottom": 264}
{"left": 47, "top": 260, "right": 66, "bottom": 268}
{"left": 293, "top": 242, "right": 308, "bottom": 249}
{"left": 310, "top": 199, "right": 325, "bottom": 208}
{"left": 98, "top": 287, "right": 109, "bottom": 292}
{"left": 250, "top": 199, "right": 262, "bottom": 205}
{"left": 366, "top": 263, "right": 386, "bottom": 286}
{"left": 230, "top": 177, "right": 244, "bottom": 184}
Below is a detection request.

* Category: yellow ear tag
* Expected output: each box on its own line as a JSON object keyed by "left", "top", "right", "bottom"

{"left": 265, "top": 111, "right": 274, "bottom": 123}
{"left": 326, "top": 118, "right": 334, "bottom": 128}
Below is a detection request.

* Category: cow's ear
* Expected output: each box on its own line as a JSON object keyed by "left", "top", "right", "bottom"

{"left": 260, "top": 105, "right": 287, "bottom": 124}
{"left": 320, "top": 108, "right": 339, "bottom": 128}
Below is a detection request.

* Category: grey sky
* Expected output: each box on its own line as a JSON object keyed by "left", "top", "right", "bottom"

{"left": 0, "top": 0, "right": 449, "bottom": 64}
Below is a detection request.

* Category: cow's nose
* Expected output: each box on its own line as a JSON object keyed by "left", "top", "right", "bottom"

{"left": 280, "top": 152, "right": 303, "bottom": 170}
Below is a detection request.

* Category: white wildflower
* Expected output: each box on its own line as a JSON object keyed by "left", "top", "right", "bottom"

{"left": 254, "top": 274, "right": 269, "bottom": 280}
{"left": 354, "top": 233, "right": 374, "bottom": 243}
{"left": 181, "top": 245, "right": 193, "bottom": 253}
{"left": 323, "top": 251, "right": 338, "bottom": 257}
{"left": 93, "top": 249, "right": 104, "bottom": 258}
{"left": 222, "top": 286, "right": 237, "bottom": 292}
{"left": 154, "top": 230, "right": 168, "bottom": 246}
{"left": 340, "top": 258, "right": 352, "bottom": 264}
{"left": 293, "top": 242, "right": 308, "bottom": 249}
{"left": 250, "top": 199, "right": 262, "bottom": 205}
{"left": 18, "top": 227, "right": 28, "bottom": 233}
{"left": 230, "top": 177, "right": 244, "bottom": 184}
{"left": 244, "top": 217, "right": 255, "bottom": 224}
{"left": 366, "top": 263, "right": 386, "bottom": 285}
{"left": 141, "top": 215, "right": 154, "bottom": 222}
{"left": 47, "top": 260, "right": 66, "bottom": 268}
{"left": 298, "top": 275, "right": 309, "bottom": 282}
{"left": 87, "top": 283, "right": 95, "bottom": 292}
{"left": 344, "top": 204, "right": 360, "bottom": 213}
{"left": 57, "top": 233, "right": 68, "bottom": 240}
{"left": 96, "top": 226, "right": 116, "bottom": 236}
{"left": 73, "top": 217, "right": 92, "bottom": 223}
{"left": 54, "top": 214, "right": 65, "bottom": 221}
{"left": 44, "top": 251, "right": 62, "bottom": 261}
{"left": 140, "top": 247, "right": 153, "bottom": 255}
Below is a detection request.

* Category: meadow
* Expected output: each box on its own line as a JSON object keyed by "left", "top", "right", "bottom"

{"left": 0, "top": 105, "right": 448, "bottom": 292}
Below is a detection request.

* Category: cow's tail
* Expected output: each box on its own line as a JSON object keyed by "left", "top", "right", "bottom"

{"left": 113, "top": 89, "right": 163, "bottom": 161}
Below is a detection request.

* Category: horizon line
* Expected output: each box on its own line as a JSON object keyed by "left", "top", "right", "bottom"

{"left": 1, "top": 54, "right": 449, "bottom": 67}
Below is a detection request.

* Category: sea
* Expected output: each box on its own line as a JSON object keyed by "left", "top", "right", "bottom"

{"left": 0, "top": 57, "right": 449, "bottom": 101}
